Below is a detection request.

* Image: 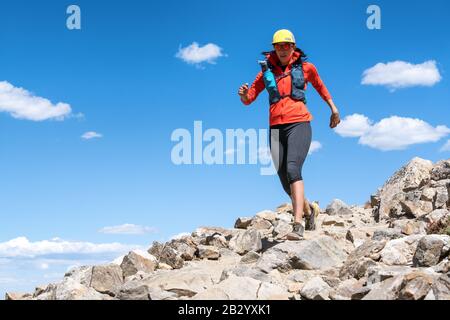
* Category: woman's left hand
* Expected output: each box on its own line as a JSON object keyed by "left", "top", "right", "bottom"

{"left": 330, "top": 112, "right": 341, "bottom": 129}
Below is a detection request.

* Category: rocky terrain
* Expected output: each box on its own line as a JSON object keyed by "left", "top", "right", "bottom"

{"left": 5, "top": 157, "right": 450, "bottom": 300}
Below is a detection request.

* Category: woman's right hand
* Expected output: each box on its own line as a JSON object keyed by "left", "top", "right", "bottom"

{"left": 238, "top": 83, "right": 249, "bottom": 100}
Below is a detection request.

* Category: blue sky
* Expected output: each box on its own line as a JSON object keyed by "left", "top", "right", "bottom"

{"left": 1, "top": 0, "right": 450, "bottom": 296}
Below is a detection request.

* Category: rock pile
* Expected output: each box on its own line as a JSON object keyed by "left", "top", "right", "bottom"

{"left": 6, "top": 157, "right": 450, "bottom": 300}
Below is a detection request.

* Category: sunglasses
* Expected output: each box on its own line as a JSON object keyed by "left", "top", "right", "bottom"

{"left": 274, "top": 43, "right": 293, "bottom": 50}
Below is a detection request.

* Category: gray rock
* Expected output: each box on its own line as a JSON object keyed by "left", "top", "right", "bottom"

{"left": 362, "top": 275, "right": 405, "bottom": 300}
{"left": 372, "top": 229, "right": 404, "bottom": 241}
{"left": 300, "top": 276, "right": 331, "bottom": 300}
{"left": 322, "top": 216, "right": 346, "bottom": 227}
{"left": 374, "top": 157, "right": 433, "bottom": 220}
{"left": 121, "top": 251, "right": 157, "bottom": 278}
{"left": 413, "top": 235, "right": 450, "bottom": 267}
{"left": 367, "top": 265, "right": 412, "bottom": 286}
{"left": 346, "top": 228, "right": 371, "bottom": 247}
{"left": 248, "top": 217, "right": 273, "bottom": 231}
{"left": 234, "top": 217, "right": 253, "bottom": 229}
{"left": 256, "top": 282, "right": 290, "bottom": 300}
{"left": 255, "top": 210, "right": 277, "bottom": 221}
{"left": 430, "top": 159, "right": 450, "bottom": 181}
{"left": 221, "top": 265, "right": 274, "bottom": 283}
{"left": 434, "top": 187, "right": 449, "bottom": 209}
{"left": 117, "top": 280, "right": 176, "bottom": 300}
{"left": 258, "top": 236, "right": 348, "bottom": 273}
{"left": 277, "top": 212, "right": 293, "bottom": 223}
{"left": 117, "top": 281, "right": 151, "bottom": 300}
{"left": 201, "top": 234, "right": 228, "bottom": 249}
{"left": 340, "top": 240, "right": 387, "bottom": 279}
{"left": 273, "top": 220, "right": 293, "bottom": 239}
{"left": 398, "top": 272, "right": 434, "bottom": 300}
{"left": 228, "top": 229, "right": 262, "bottom": 255}
{"left": 142, "top": 269, "right": 214, "bottom": 298}
{"left": 199, "top": 275, "right": 261, "bottom": 300}
{"left": 325, "top": 199, "right": 353, "bottom": 216}
{"left": 169, "top": 237, "right": 198, "bottom": 261}
{"left": 90, "top": 264, "right": 123, "bottom": 296}
{"left": 331, "top": 278, "right": 366, "bottom": 300}
{"left": 421, "top": 209, "right": 450, "bottom": 229}
{"left": 64, "top": 265, "right": 93, "bottom": 286}
{"left": 432, "top": 259, "right": 450, "bottom": 273}
{"left": 148, "top": 242, "right": 184, "bottom": 269}
{"left": 391, "top": 219, "right": 427, "bottom": 236}
{"left": 421, "top": 188, "right": 437, "bottom": 202}
{"left": 399, "top": 198, "right": 434, "bottom": 218}
{"left": 431, "top": 273, "right": 450, "bottom": 300}
{"left": 54, "top": 278, "right": 113, "bottom": 300}
{"left": 380, "top": 235, "right": 423, "bottom": 266}
{"left": 240, "top": 251, "right": 261, "bottom": 264}
{"left": 197, "top": 245, "right": 220, "bottom": 260}
{"left": 191, "top": 288, "right": 230, "bottom": 300}
{"left": 5, "top": 292, "right": 32, "bottom": 300}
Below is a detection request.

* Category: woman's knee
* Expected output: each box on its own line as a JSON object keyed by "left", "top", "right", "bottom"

{"left": 286, "top": 162, "right": 303, "bottom": 183}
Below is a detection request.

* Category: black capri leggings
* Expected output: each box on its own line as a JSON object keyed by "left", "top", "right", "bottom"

{"left": 269, "top": 121, "right": 312, "bottom": 197}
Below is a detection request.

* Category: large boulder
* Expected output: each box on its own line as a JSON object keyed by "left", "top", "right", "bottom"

{"left": 197, "top": 245, "right": 221, "bottom": 260}
{"left": 362, "top": 275, "right": 406, "bottom": 300}
{"left": 192, "top": 275, "right": 261, "bottom": 300}
{"left": 372, "top": 157, "right": 433, "bottom": 220}
{"left": 325, "top": 199, "right": 353, "bottom": 216}
{"left": 54, "top": 278, "right": 114, "bottom": 300}
{"left": 413, "top": 235, "right": 450, "bottom": 267}
{"left": 228, "top": 229, "right": 262, "bottom": 255}
{"left": 148, "top": 242, "right": 184, "bottom": 269}
{"left": 257, "top": 236, "right": 348, "bottom": 273}
{"left": 5, "top": 292, "right": 32, "bottom": 300}
{"left": 120, "top": 251, "right": 157, "bottom": 278}
{"left": 90, "top": 264, "right": 124, "bottom": 296}
{"left": 234, "top": 217, "right": 253, "bottom": 229}
{"left": 430, "top": 160, "right": 450, "bottom": 181}
{"left": 398, "top": 272, "right": 434, "bottom": 300}
{"left": 379, "top": 235, "right": 423, "bottom": 266}
{"left": 340, "top": 240, "right": 387, "bottom": 280}
{"left": 300, "top": 276, "right": 332, "bottom": 300}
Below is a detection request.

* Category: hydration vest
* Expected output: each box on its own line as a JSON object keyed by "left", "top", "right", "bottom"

{"left": 261, "top": 51, "right": 307, "bottom": 105}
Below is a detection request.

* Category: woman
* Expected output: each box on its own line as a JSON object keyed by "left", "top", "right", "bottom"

{"left": 238, "top": 29, "right": 341, "bottom": 239}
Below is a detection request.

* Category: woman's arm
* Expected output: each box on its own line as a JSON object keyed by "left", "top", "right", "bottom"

{"left": 306, "top": 63, "right": 341, "bottom": 128}
{"left": 238, "top": 72, "right": 265, "bottom": 106}
{"left": 326, "top": 99, "right": 341, "bottom": 128}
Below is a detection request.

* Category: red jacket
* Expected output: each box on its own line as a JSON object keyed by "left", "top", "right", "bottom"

{"left": 242, "top": 51, "right": 332, "bottom": 126}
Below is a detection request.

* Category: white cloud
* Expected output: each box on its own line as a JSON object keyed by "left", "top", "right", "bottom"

{"left": 334, "top": 114, "right": 372, "bottom": 138}
{"left": 176, "top": 42, "right": 225, "bottom": 65}
{"left": 0, "top": 237, "right": 137, "bottom": 258}
{"left": 335, "top": 114, "right": 450, "bottom": 151}
{"left": 81, "top": 131, "right": 102, "bottom": 140}
{"left": 309, "top": 141, "right": 322, "bottom": 155}
{"left": 362, "top": 60, "right": 441, "bottom": 90}
{"left": 98, "top": 224, "right": 157, "bottom": 235}
{"left": 440, "top": 140, "right": 450, "bottom": 152}
{"left": 0, "top": 81, "right": 72, "bottom": 121}
{"left": 38, "top": 263, "right": 49, "bottom": 270}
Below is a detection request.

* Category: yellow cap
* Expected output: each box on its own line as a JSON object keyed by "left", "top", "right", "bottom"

{"left": 272, "top": 29, "right": 296, "bottom": 45}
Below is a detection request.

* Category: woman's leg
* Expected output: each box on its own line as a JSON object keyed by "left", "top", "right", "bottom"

{"left": 270, "top": 127, "right": 291, "bottom": 197}
{"left": 285, "top": 122, "right": 312, "bottom": 225}
{"left": 291, "top": 181, "right": 305, "bottom": 224}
